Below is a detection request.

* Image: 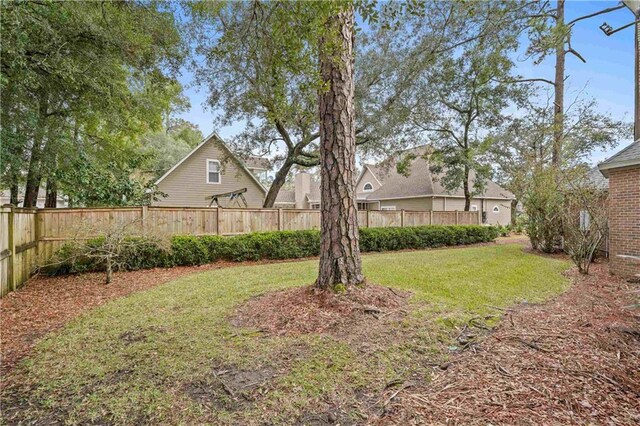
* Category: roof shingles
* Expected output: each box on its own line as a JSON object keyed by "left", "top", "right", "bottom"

{"left": 360, "top": 147, "right": 514, "bottom": 200}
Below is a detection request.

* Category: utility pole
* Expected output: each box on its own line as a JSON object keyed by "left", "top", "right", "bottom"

{"left": 624, "top": 0, "right": 640, "bottom": 140}
{"left": 601, "top": 1, "right": 640, "bottom": 141}
{"left": 634, "top": 3, "right": 640, "bottom": 140}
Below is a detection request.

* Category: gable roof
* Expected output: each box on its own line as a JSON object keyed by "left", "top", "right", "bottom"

{"left": 274, "top": 189, "right": 296, "bottom": 204}
{"left": 155, "top": 132, "right": 268, "bottom": 194}
{"left": 585, "top": 166, "right": 609, "bottom": 190}
{"left": 359, "top": 146, "right": 515, "bottom": 200}
{"left": 598, "top": 139, "right": 640, "bottom": 177}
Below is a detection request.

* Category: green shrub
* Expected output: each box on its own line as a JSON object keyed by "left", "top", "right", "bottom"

{"left": 171, "top": 236, "right": 209, "bottom": 266}
{"left": 45, "top": 225, "right": 499, "bottom": 276}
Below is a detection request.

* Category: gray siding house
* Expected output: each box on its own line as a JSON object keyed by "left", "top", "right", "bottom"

{"left": 153, "top": 133, "right": 267, "bottom": 208}
{"left": 276, "top": 147, "right": 515, "bottom": 225}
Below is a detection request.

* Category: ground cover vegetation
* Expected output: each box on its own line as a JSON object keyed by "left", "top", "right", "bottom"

{"left": 2, "top": 244, "right": 570, "bottom": 424}
{"left": 44, "top": 225, "right": 499, "bottom": 280}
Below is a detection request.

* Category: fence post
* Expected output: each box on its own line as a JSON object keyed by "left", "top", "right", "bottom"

{"left": 455, "top": 210, "right": 459, "bottom": 225}
{"left": 216, "top": 206, "right": 222, "bottom": 235}
{"left": 478, "top": 210, "right": 482, "bottom": 225}
{"left": 141, "top": 206, "right": 148, "bottom": 235}
{"left": 366, "top": 209, "right": 370, "bottom": 228}
{"left": 7, "top": 205, "right": 15, "bottom": 292}
{"left": 278, "top": 208, "right": 283, "bottom": 231}
{"left": 34, "top": 208, "right": 41, "bottom": 263}
{"left": 401, "top": 209, "right": 405, "bottom": 227}
{"left": 430, "top": 210, "right": 433, "bottom": 225}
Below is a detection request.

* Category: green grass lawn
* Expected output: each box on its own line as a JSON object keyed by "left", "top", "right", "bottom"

{"left": 4, "top": 244, "right": 569, "bottom": 425}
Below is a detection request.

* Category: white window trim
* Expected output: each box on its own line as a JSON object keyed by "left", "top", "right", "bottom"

{"left": 206, "top": 159, "right": 221, "bottom": 184}
{"left": 381, "top": 206, "right": 396, "bottom": 211}
{"left": 363, "top": 182, "right": 374, "bottom": 192}
{"left": 492, "top": 206, "right": 500, "bottom": 213}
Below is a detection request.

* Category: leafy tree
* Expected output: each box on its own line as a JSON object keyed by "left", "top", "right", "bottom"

{"left": 1, "top": 0, "right": 185, "bottom": 207}
{"left": 524, "top": 0, "right": 626, "bottom": 168}
{"left": 491, "top": 92, "right": 629, "bottom": 224}
{"left": 404, "top": 38, "right": 524, "bottom": 211}
{"left": 188, "top": 1, "right": 322, "bottom": 208}
{"left": 141, "top": 120, "right": 204, "bottom": 179}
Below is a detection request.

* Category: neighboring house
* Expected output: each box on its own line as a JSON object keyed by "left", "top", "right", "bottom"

{"left": 598, "top": 139, "right": 640, "bottom": 281}
{"left": 0, "top": 189, "right": 68, "bottom": 208}
{"left": 355, "top": 147, "right": 514, "bottom": 225}
{"left": 275, "top": 147, "right": 515, "bottom": 225}
{"left": 274, "top": 173, "right": 321, "bottom": 210}
{"left": 153, "top": 133, "right": 268, "bottom": 208}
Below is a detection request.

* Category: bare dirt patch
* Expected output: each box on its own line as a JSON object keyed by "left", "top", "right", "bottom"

{"left": 118, "top": 325, "right": 167, "bottom": 345}
{"left": 183, "top": 365, "right": 277, "bottom": 412}
{"left": 232, "top": 283, "right": 411, "bottom": 336}
{"left": 379, "top": 262, "right": 640, "bottom": 425}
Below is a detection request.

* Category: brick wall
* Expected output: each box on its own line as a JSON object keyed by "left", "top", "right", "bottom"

{"left": 608, "top": 166, "right": 640, "bottom": 280}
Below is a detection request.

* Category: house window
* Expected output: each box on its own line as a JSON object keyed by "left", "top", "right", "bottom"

{"left": 470, "top": 205, "right": 478, "bottom": 211}
{"left": 492, "top": 206, "right": 500, "bottom": 213}
{"left": 311, "top": 203, "right": 320, "bottom": 210}
{"left": 207, "top": 159, "right": 221, "bottom": 184}
{"left": 381, "top": 206, "right": 396, "bottom": 211}
{"left": 357, "top": 202, "right": 368, "bottom": 210}
{"left": 363, "top": 182, "right": 374, "bottom": 192}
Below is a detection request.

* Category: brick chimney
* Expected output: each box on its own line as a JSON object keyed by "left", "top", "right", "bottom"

{"left": 294, "top": 173, "right": 311, "bottom": 209}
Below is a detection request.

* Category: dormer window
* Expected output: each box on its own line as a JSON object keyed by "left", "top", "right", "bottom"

{"left": 492, "top": 206, "right": 500, "bottom": 213}
{"left": 207, "top": 159, "right": 221, "bottom": 184}
{"left": 363, "top": 182, "right": 374, "bottom": 192}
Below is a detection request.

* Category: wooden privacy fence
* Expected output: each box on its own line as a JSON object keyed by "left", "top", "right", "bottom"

{"left": 1, "top": 205, "right": 481, "bottom": 296}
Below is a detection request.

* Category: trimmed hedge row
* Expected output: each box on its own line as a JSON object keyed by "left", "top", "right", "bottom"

{"left": 44, "top": 225, "right": 499, "bottom": 275}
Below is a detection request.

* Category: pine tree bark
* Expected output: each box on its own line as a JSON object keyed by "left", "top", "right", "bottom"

{"left": 552, "top": 0, "right": 565, "bottom": 168}
{"left": 315, "top": 6, "right": 363, "bottom": 291}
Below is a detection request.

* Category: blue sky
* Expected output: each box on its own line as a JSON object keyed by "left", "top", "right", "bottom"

{"left": 176, "top": 0, "right": 636, "bottom": 166}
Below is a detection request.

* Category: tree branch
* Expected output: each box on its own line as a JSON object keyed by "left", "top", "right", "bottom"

{"left": 566, "top": 4, "right": 625, "bottom": 26}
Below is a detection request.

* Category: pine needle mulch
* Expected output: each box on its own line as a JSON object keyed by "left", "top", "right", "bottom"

{"left": 380, "top": 262, "right": 640, "bottom": 425}
{"left": 232, "top": 283, "right": 410, "bottom": 336}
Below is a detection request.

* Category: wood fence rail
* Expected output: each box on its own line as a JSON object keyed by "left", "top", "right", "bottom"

{"left": 0, "top": 205, "right": 481, "bottom": 297}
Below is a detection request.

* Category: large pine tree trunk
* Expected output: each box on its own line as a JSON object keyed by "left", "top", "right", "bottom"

{"left": 552, "top": 0, "right": 565, "bottom": 168}
{"left": 263, "top": 159, "right": 293, "bottom": 208}
{"left": 315, "top": 6, "right": 363, "bottom": 291}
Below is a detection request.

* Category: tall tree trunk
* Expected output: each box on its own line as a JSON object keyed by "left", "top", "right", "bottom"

{"left": 263, "top": 160, "right": 294, "bottom": 208}
{"left": 463, "top": 165, "right": 471, "bottom": 211}
{"left": 23, "top": 145, "right": 43, "bottom": 207}
{"left": 23, "top": 91, "right": 49, "bottom": 207}
{"left": 552, "top": 0, "right": 565, "bottom": 168}
{"left": 45, "top": 177, "right": 57, "bottom": 208}
{"left": 316, "top": 6, "right": 363, "bottom": 291}
{"left": 9, "top": 180, "right": 19, "bottom": 206}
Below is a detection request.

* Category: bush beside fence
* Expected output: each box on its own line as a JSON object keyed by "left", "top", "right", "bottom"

{"left": 44, "top": 225, "right": 499, "bottom": 276}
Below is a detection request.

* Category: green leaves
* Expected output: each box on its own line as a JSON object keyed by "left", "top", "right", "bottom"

{"left": 1, "top": 1, "right": 185, "bottom": 204}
